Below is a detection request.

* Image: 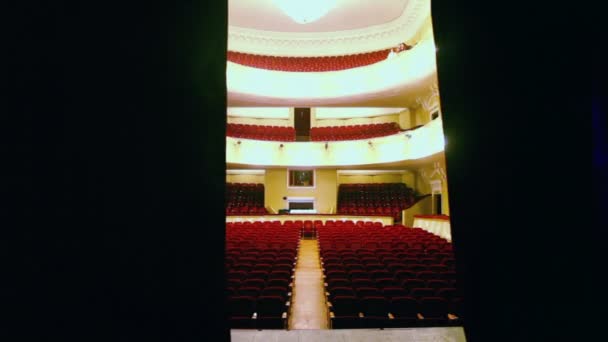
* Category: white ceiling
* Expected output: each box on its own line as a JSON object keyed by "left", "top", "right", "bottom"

{"left": 229, "top": 0, "right": 409, "bottom": 33}
{"left": 226, "top": 0, "right": 436, "bottom": 109}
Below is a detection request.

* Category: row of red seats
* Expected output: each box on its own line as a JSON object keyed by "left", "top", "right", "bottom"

{"left": 227, "top": 50, "right": 391, "bottom": 72}
{"left": 310, "top": 123, "right": 400, "bottom": 141}
{"left": 226, "top": 183, "right": 265, "bottom": 214}
{"left": 339, "top": 199, "right": 413, "bottom": 206}
{"left": 318, "top": 225, "right": 462, "bottom": 328}
{"left": 226, "top": 182, "right": 264, "bottom": 190}
{"left": 327, "top": 296, "right": 461, "bottom": 328}
{"left": 339, "top": 182, "right": 414, "bottom": 195}
{"left": 340, "top": 183, "right": 410, "bottom": 190}
{"left": 227, "top": 123, "right": 295, "bottom": 141}
{"left": 336, "top": 206, "right": 404, "bottom": 220}
{"left": 227, "top": 220, "right": 307, "bottom": 229}
{"left": 226, "top": 206, "right": 267, "bottom": 215}
{"left": 226, "top": 223, "right": 300, "bottom": 329}
{"left": 338, "top": 183, "right": 420, "bottom": 219}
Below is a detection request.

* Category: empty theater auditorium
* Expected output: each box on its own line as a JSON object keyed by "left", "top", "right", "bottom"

{"left": 226, "top": 0, "right": 465, "bottom": 340}
{"left": 12, "top": 0, "right": 594, "bottom": 339}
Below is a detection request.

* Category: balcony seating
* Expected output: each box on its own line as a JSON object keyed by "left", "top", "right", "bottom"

{"left": 310, "top": 122, "right": 400, "bottom": 141}
{"left": 228, "top": 49, "right": 393, "bottom": 72}
{"left": 227, "top": 123, "right": 296, "bottom": 141}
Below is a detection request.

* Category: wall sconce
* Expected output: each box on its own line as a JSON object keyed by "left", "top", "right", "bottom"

{"left": 279, "top": 143, "right": 284, "bottom": 149}
{"left": 324, "top": 142, "right": 328, "bottom": 150}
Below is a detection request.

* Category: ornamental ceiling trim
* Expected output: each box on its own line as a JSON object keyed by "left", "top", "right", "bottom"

{"left": 228, "top": 0, "right": 429, "bottom": 57}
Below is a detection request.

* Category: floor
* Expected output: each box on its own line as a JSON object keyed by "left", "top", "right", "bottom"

{"left": 231, "top": 327, "right": 467, "bottom": 342}
{"left": 288, "top": 238, "right": 329, "bottom": 329}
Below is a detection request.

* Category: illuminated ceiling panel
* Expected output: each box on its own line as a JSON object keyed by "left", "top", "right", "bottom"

{"left": 229, "top": 0, "right": 409, "bottom": 32}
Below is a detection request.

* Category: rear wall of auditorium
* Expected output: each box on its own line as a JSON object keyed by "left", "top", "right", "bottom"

{"left": 265, "top": 169, "right": 337, "bottom": 214}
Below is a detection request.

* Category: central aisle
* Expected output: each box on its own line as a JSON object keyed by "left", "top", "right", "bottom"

{"left": 289, "top": 239, "right": 329, "bottom": 329}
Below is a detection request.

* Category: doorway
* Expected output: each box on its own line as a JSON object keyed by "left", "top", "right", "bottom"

{"left": 294, "top": 107, "right": 311, "bottom": 141}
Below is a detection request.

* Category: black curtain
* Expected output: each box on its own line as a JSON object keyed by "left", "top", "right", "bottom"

{"left": 8, "top": 1, "right": 229, "bottom": 341}
{"left": 432, "top": 1, "right": 591, "bottom": 341}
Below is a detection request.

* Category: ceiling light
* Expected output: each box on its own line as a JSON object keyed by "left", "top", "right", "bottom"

{"left": 274, "top": 0, "right": 337, "bottom": 24}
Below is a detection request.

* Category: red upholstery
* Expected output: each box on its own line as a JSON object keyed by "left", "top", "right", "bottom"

{"left": 318, "top": 222, "right": 462, "bottom": 329}
{"left": 225, "top": 183, "right": 266, "bottom": 215}
{"left": 226, "top": 221, "right": 300, "bottom": 329}
{"left": 310, "top": 122, "right": 400, "bottom": 141}
{"left": 227, "top": 123, "right": 295, "bottom": 141}
{"left": 228, "top": 49, "right": 394, "bottom": 72}
{"left": 337, "top": 183, "right": 427, "bottom": 219}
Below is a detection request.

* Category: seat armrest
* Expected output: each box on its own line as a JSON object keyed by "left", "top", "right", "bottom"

{"left": 282, "top": 312, "right": 287, "bottom": 319}
{"left": 388, "top": 313, "right": 395, "bottom": 319}
{"left": 359, "top": 312, "right": 364, "bottom": 318}
{"left": 417, "top": 313, "right": 424, "bottom": 320}
{"left": 286, "top": 301, "right": 290, "bottom": 307}
{"left": 448, "top": 313, "right": 459, "bottom": 320}
{"left": 252, "top": 312, "right": 257, "bottom": 320}
{"left": 329, "top": 311, "right": 335, "bottom": 319}
{"left": 327, "top": 301, "right": 332, "bottom": 308}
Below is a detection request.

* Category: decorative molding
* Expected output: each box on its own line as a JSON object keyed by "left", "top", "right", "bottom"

{"left": 418, "top": 160, "right": 446, "bottom": 189}
{"left": 228, "top": 0, "right": 430, "bottom": 56}
{"left": 433, "top": 161, "right": 447, "bottom": 182}
{"left": 415, "top": 81, "right": 440, "bottom": 113}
